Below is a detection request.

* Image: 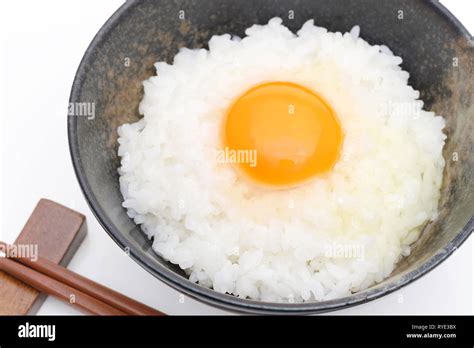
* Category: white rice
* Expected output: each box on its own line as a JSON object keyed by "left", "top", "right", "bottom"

{"left": 117, "top": 18, "right": 446, "bottom": 302}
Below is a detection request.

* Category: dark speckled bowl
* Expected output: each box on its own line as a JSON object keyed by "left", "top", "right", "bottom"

{"left": 68, "top": 0, "right": 473, "bottom": 314}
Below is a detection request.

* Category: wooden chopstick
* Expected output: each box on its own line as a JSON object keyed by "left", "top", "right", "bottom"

{"left": 0, "top": 241, "right": 164, "bottom": 316}
{"left": 0, "top": 255, "right": 126, "bottom": 315}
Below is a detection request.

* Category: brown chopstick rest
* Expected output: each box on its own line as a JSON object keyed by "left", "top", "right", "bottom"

{"left": 0, "top": 199, "right": 87, "bottom": 315}
{"left": 0, "top": 199, "right": 165, "bottom": 316}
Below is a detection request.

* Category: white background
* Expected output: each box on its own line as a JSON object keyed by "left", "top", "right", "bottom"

{"left": 0, "top": 0, "right": 472, "bottom": 315}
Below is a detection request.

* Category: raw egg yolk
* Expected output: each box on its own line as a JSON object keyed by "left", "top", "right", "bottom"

{"left": 223, "top": 82, "right": 343, "bottom": 187}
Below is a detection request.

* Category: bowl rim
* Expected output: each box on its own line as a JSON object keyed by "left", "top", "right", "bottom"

{"left": 68, "top": 0, "right": 473, "bottom": 314}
